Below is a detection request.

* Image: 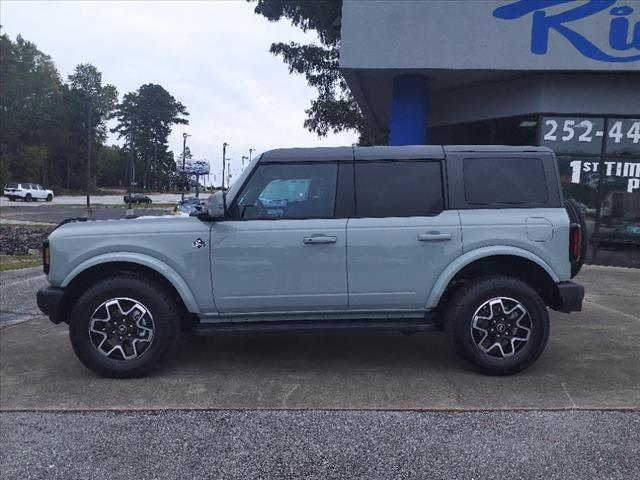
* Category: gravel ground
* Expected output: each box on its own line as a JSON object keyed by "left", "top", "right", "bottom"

{"left": 0, "top": 267, "right": 46, "bottom": 326}
{"left": 0, "top": 410, "right": 638, "bottom": 480}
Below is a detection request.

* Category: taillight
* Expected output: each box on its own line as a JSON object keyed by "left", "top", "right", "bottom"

{"left": 569, "top": 224, "right": 582, "bottom": 263}
{"left": 42, "top": 240, "right": 50, "bottom": 274}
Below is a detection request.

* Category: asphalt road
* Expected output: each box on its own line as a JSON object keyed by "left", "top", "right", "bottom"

{"left": 0, "top": 193, "right": 184, "bottom": 208}
{"left": 0, "top": 267, "right": 47, "bottom": 326}
{"left": 1, "top": 410, "right": 638, "bottom": 480}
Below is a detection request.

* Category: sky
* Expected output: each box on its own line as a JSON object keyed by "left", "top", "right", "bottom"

{"left": 1, "top": 0, "right": 357, "bottom": 185}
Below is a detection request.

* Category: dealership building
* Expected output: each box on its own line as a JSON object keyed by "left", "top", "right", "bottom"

{"left": 340, "top": 0, "right": 640, "bottom": 264}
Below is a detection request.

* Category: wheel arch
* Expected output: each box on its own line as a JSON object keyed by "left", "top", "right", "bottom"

{"left": 59, "top": 254, "right": 199, "bottom": 324}
{"left": 427, "top": 247, "right": 561, "bottom": 311}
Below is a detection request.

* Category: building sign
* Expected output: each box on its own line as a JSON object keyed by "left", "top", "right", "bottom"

{"left": 541, "top": 117, "right": 640, "bottom": 155}
{"left": 568, "top": 159, "right": 640, "bottom": 193}
{"left": 541, "top": 116, "right": 640, "bottom": 193}
{"left": 340, "top": 0, "right": 640, "bottom": 71}
{"left": 493, "top": 0, "right": 640, "bottom": 64}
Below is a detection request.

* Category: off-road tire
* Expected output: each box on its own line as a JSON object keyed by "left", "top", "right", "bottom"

{"left": 445, "top": 276, "right": 550, "bottom": 375}
{"left": 69, "top": 275, "right": 181, "bottom": 378}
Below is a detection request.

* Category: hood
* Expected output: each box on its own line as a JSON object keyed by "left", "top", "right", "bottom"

{"left": 49, "top": 215, "right": 207, "bottom": 240}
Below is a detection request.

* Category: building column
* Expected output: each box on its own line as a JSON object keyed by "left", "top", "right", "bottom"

{"left": 388, "top": 75, "right": 431, "bottom": 145}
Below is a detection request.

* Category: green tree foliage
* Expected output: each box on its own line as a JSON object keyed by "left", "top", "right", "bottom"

{"left": 112, "top": 84, "right": 189, "bottom": 190}
{"left": 1, "top": 31, "right": 190, "bottom": 191}
{"left": 68, "top": 63, "right": 118, "bottom": 144}
{"left": 251, "top": 0, "right": 385, "bottom": 144}
{"left": 0, "top": 33, "right": 63, "bottom": 186}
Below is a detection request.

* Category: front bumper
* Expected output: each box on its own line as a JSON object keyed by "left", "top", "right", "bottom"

{"left": 36, "top": 286, "right": 65, "bottom": 324}
{"left": 555, "top": 281, "right": 585, "bottom": 313}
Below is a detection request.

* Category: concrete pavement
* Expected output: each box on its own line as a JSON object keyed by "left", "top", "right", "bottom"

{"left": 1, "top": 265, "right": 638, "bottom": 411}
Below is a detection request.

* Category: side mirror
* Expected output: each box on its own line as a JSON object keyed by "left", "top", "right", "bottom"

{"left": 206, "top": 190, "right": 225, "bottom": 219}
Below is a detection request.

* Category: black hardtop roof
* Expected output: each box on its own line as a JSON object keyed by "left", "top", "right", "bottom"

{"left": 259, "top": 145, "right": 552, "bottom": 162}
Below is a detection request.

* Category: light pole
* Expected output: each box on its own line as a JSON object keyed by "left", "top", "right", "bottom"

{"left": 86, "top": 97, "right": 92, "bottom": 216}
{"left": 222, "top": 142, "right": 229, "bottom": 189}
{"left": 241, "top": 156, "right": 248, "bottom": 168}
{"left": 226, "top": 158, "right": 232, "bottom": 189}
{"left": 249, "top": 148, "right": 255, "bottom": 162}
{"left": 181, "top": 132, "right": 191, "bottom": 201}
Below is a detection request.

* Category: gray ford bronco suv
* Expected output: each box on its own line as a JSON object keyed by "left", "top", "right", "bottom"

{"left": 37, "top": 145, "right": 585, "bottom": 378}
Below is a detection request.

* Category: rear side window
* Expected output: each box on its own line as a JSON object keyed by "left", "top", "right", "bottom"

{"left": 355, "top": 161, "right": 444, "bottom": 217}
{"left": 463, "top": 157, "right": 548, "bottom": 205}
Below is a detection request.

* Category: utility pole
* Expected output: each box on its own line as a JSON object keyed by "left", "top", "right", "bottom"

{"left": 222, "top": 142, "right": 229, "bottom": 190}
{"left": 86, "top": 98, "right": 92, "bottom": 215}
{"left": 181, "top": 132, "right": 191, "bottom": 201}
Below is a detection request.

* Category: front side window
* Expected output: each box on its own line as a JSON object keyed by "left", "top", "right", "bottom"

{"left": 233, "top": 163, "right": 338, "bottom": 219}
{"left": 354, "top": 161, "right": 444, "bottom": 217}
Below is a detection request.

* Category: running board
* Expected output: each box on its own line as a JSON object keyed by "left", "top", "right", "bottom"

{"left": 193, "top": 318, "right": 440, "bottom": 336}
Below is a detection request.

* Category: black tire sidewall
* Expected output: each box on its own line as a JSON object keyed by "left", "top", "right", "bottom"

{"left": 69, "top": 276, "right": 180, "bottom": 377}
{"left": 446, "top": 276, "right": 550, "bottom": 375}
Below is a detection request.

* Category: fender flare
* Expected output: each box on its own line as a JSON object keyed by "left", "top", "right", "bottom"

{"left": 61, "top": 252, "right": 200, "bottom": 313}
{"left": 426, "top": 246, "right": 559, "bottom": 309}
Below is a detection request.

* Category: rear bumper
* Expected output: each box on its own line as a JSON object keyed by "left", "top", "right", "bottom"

{"left": 36, "top": 286, "right": 65, "bottom": 324}
{"left": 555, "top": 281, "right": 585, "bottom": 313}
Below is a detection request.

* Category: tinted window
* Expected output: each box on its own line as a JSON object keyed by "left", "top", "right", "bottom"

{"left": 355, "top": 161, "right": 444, "bottom": 217}
{"left": 235, "top": 163, "right": 337, "bottom": 219}
{"left": 464, "top": 157, "right": 548, "bottom": 205}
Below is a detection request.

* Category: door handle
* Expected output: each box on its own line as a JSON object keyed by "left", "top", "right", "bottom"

{"left": 418, "top": 232, "right": 452, "bottom": 242}
{"left": 303, "top": 235, "right": 337, "bottom": 245}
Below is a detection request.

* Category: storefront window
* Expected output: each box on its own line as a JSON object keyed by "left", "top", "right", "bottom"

{"left": 542, "top": 116, "right": 640, "bottom": 268}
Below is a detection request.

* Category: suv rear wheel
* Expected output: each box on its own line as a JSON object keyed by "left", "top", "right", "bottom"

{"left": 69, "top": 276, "right": 181, "bottom": 378}
{"left": 445, "top": 276, "right": 549, "bottom": 375}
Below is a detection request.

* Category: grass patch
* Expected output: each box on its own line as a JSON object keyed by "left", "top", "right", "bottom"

{"left": 0, "top": 254, "right": 42, "bottom": 271}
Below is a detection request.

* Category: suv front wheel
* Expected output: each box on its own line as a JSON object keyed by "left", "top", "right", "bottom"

{"left": 445, "top": 276, "right": 549, "bottom": 375}
{"left": 69, "top": 276, "right": 181, "bottom": 378}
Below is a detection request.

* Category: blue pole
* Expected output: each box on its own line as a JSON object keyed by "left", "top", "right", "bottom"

{"left": 388, "top": 75, "right": 430, "bottom": 145}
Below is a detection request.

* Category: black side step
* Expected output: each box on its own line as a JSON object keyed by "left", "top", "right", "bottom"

{"left": 192, "top": 318, "right": 440, "bottom": 336}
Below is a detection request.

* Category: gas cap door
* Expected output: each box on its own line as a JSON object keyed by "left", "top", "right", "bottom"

{"left": 526, "top": 217, "right": 553, "bottom": 242}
